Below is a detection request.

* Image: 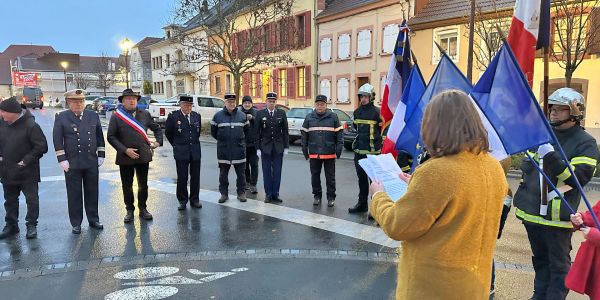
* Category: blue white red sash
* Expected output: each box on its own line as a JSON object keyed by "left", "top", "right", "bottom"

{"left": 115, "top": 107, "right": 151, "bottom": 145}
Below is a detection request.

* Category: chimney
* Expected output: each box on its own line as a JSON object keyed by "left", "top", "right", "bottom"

{"left": 202, "top": 0, "right": 208, "bottom": 12}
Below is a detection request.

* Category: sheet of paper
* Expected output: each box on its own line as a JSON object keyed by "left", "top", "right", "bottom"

{"left": 359, "top": 154, "right": 408, "bottom": 201}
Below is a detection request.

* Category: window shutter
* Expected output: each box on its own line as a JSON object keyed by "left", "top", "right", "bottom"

{"left": 272, "top": 69, "right": 279, "bottom": 95}
{"left": 304, "top": 11, "right": 311, "bottom": 47}
{"left": 589, "top": 8, "right": 600, "bottom": 54}
{"left": 287, "top": 16, "right": 295, "bottom": 49}
{"left": 242, "top": 72, "right": 250, "bottom": 96}
{"left": 305, "top": 65, "right": 311, "bottom": 98}
{"left": 256, "top": 73, "right": 262, "bottom": 97}
{"left": 287, "top": 67, "right": 296, "bottom": 98}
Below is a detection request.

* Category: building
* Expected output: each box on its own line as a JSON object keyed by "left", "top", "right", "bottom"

{"left": 129, "top": 37, "right": 163, "bottom": 94}
{"left": 0, "top": 44, "right": 55, "bottom": 98}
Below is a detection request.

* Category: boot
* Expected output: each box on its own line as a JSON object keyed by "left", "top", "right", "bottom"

{"left": 178, "top": 202, "right": 186, "bottom": 210}
{"left": 139, "top": 208, "right": 153, "bottom": 220}
{"left": 249, "top": 185, "right": 258, "bottom": 194}
{"left": 218, "top": 194, "right": 228, "bottom": 203}
{"left": 264, "top": 196, "right": 271, "bottom": 203}
{"left": 238, "top": 194, "right": 247, "bottom": 202}
{"left": 123, "top": 210, "right": 134, "bottom": 223}
{"left": 25, "top": 225, "right": 37, "bottom": 239}
{"left": 313, "top": 196, "right": 321, "bottom": 206}
{"left": 327, "top": 198, "right": 335, "bottom": 207}
{"left": 0, "top": 225, "right": 19, "bottom": 239}
{"left": 348, "top": 202, "right": 368, "bottom": 214}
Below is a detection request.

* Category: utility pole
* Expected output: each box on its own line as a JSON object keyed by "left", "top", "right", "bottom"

{"left": 467, "top": 0, "right": 476, "bottom": 82}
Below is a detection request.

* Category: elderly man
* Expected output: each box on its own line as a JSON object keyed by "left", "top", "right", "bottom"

{"left": 107, "top": 89, "right": 162, "bottom": 223}
{"left": 53, "top": 89, "right": 106, "bottom": 234}
{"left": 0, "top": 97, "right": 48, "bottom": 239}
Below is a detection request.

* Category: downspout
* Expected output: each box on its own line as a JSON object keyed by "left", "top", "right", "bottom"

{"left": 313, "top": 0, "right": 319, "bottom": 101}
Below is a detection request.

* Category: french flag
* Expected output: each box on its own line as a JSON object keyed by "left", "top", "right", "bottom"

{"left": 381, "top": 21, "right": 412, "bottom": 156}
{"left": 507, "top": 0, "right": 551, "bottom": 86}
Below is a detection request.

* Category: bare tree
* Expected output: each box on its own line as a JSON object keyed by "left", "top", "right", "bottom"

{"left": 552, "top": 0, "right": 600, "bottom": 87}
{"left": 92, "top": 53, "right": 118, "bottom": 96}
{"left": 73, "top": 72, "right": 92, "bottom": 90}
{"left": 172, "top": 0, "right": 299, "bottom": 103}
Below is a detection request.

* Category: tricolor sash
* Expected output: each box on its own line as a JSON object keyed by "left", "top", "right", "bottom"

{"left": 115, "top": 107, "right": 151, "bottom": 145}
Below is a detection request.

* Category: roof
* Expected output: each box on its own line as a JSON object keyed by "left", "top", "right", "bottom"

{"left": 315, "top": 0, "right": 377, "bottom": 19}
{"left": 409, "top": 0, "right": 514, "bottom": 29}
{"left": 133, "top": 37, "right": 163, "bottom": 62}
{"left": 0, "top": 44, "right": 56, "bottom": 85}
{"left": 18, "top": 53, "right": 121, "bottom": 73}
{"left": 182, "top": 0, "right": 259, "bottom": 33}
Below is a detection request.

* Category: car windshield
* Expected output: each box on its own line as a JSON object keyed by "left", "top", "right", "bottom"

{"left": 287, "top": 108, "right": 312, "bottom": 118}
{"left": 332, "top": 109, "right": 351, "bottom": 121}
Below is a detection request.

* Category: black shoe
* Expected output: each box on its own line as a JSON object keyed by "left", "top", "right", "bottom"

{"left": 218, "top": 195, "right": 228, "bottom": 203}
{"left": 313, "top": 196, "right": 321, "bottom": 206}
{"left": 368, "top": 214, "right": 375, "bottom": 220}
{"left": 272, "top": 197, "right": 283, "bottom": 203}
{"left": 139, "top": 209, "right": 153, "bottom": 220}
{"left": 348, "top": 203, "right": 368, "bottom": 214}
{"left": 0, "top": 225, "right": 19, "bottom": 239}
{"left": 178, "top": 202, "right": 186, "bottom": 210}
{"left": 249, "top": 185, "right": 258, "bottom": 194}
{"left": 124, "top": 210, "right": 134, "bottom": 223}
{"left": 238, "top": 194, "right": 247, "bottom": 202}
{"left": 25, "top": 225, "right": 37, "bottom": 239}
{"left": 190, "top": 201, "right": 202, "bottom": 209}
{"left": 264, "top": 196, "right": 271, "bottom": 203}
{"left": 89, "top": 221, "right": 104, "bottom": 229}
{"left": 327, "top": 199, "right": 335, "bottom": 207}
{"left": 72, "top": 226, "right": 81, "bottom": 234}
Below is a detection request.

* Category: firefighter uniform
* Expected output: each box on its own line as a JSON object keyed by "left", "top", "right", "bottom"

{"left": 53, "top": 89, "right": 105, "bottom": 231}
{"left": 301, "top": 95, "right": 343, "bottom": 207}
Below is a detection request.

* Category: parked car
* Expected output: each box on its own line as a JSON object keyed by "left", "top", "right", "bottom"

{"left": 148, "top": 94, "right": 225, "bottom": 126}
{"left": 15, "top": 87, "right": 44, "bottom": 109}
{"left": 343, "top": 116, "right": 357, "bottom": 151}
{"left": 84, "top": 95, "right": 100, "bottom": 110}
{"left": 97, "top": 97, "right": 118, "bottom": 116}
{"left": 286, "top": 107, "right": 351, "bottom": 145}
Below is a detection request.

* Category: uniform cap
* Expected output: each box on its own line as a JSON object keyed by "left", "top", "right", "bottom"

{"left": 64, "top": 89, "right": 86, "bottom": 100}
{"left": 179, "top": 95, "right": 193, "bottom": 103}
{"left": 224, "top": 93, "right": 237, "bottom": 100}
{"left": 315, "top": 95, "right": 328, "bottom": 103}
{"left": 266, "top": 92, "right": 277, "bottom": 100}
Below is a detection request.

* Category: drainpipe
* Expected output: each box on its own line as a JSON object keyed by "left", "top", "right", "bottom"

{"left": 313, "top": 0, "right": 319, "bottom": 101}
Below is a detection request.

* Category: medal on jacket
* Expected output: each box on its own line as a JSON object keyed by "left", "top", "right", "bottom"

{"left": 177, "top": 120, "right": 182, "bottom": 133}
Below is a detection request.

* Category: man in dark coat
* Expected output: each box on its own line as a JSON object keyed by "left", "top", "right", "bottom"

{"left": 240, "top": 95, "right": 259, "bottom": 194}
{"left": 0, "top": 97, "right": 48, "bottom": 239}
{"left": 255, "top": 92, "right": 289, "bottom": 203}
{"left": 107, "top": 89, "right": 163, "bottom": 223}
{"left": 211, "top": 93, "right": 249, "bottom": 203}
{"left": 53, "top": 89, "right": 105, "bottom": 234}
{"left": 165, "top": 95, "right": 202, "bottom": 210}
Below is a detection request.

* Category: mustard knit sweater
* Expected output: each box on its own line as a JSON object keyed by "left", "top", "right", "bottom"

{"left": 371, "top": 151, "right": 508, "bottom": 300}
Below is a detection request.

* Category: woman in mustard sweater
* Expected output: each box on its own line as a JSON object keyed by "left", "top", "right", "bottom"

{"left": 370, "top": 90, "right": 508, "bottom": 299}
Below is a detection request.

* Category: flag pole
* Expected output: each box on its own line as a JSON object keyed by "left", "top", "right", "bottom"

{"left": 467, "top": 0, "right": 476, "bottom": 83}
{"left": 543, "top": 47, "right": 550, "bottom": 116}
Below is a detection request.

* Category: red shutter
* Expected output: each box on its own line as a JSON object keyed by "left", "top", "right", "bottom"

{"left": 305, "top": 65, "right": 311, "bottom": 98}
{"left": 287, "top": 67, "right": 296, "bottom": 99}
{"left": 269, "top": 23, "right": 276, "bottom": 51}
{"left": 287, "top": 16, "right": 295, "bottom": 49}
{"left": 273, "top": 69, "right": 279, "bottom": 95}
{"left": 256, "top": 73, "right": 262, "bottom": 97}
{"left": 242, "top": 72, "right": 250, "bottom": 96}
{"left": 589, "top": 8, "right": 600, "bottom": 54}
{"left": 304, "top": 11, "right": 311, "bottom": 47}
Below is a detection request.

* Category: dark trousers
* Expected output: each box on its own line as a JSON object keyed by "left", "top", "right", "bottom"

{"left": 524, "top": 223, "right": 573, "bottom": 300}
{"left": 354, "top": 153, "right": 370, "bottom": 204}
{"left": 119, "top": 163, "right": 149, "bottom": 211}
{"left": 245, "top": 146, "right": 259, "bottom": 186}
{"left": 3, "top": 182, "right": 39, "bottom": 226}
{"left": 65, "top": 167, "right": 100, "bottom": 227}
{"left": 309, "top": 158, "right": 336, "bottom": 200}
{"left": 218, "top": 163, "right": 246, "bottom": 196}
{"left": 175, "top": 159, "right": 200, "bottom": 205}
{"left": 262, "top": 151, "right": 283, "bottom": 198}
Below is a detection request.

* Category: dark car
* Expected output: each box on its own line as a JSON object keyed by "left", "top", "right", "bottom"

{"left": 100, "top": 96, "right": 154, "bottom": 116}
{"left": 97, "top": 97, "right": 118, "bottom": 115}
{"left": 17, "top": 87, "right": 44, "bottom": 109}
{"left": 343, "top": 115, "right": 357, "bottom": 151}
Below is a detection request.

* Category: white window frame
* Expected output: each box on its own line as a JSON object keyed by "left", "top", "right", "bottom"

{"left": 320, "top": 79, "right": 331, "bottom": 100}
{"left": 336, "top": 78, "right": 349, "bottom": 103}
{"left": 357, "top": 29, "right": 372, "bottom": 57}
{"left": 432, "top": 26, "right": 460, "bottom": 64}
{"left": 382, "top": 24, "right": 400, "bottom": 54}
{"left": 337, "top": 33, "right": 351, "bottom": 60}
{"left": 320, "top": 37, "right": 332, "bottom": 62}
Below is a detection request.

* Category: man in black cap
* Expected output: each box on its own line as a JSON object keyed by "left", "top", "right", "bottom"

{"left": 301, "top": 95, "right": 343, "bottom": 207}
{"left": 107, "top": 89, "right": 163, "bottom": 223}
{"left": 255, "top": 92, "right": 289, "bottom": 203}
{"left": 240, "top": 95, "right": 259, "bottom": 194}
{"left": 0, "top": 97, "right": 48, "bottom": 239}
{"left": 211, "top": 92, "right": 249, "bottom": 203}
{"left": 53, "top": 89, "right": 105, "bottom": 234}
{"left": 165, "top": 94, "right": 202, "bottom": 210}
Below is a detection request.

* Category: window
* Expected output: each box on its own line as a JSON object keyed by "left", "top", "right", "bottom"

{"left": 320, "top": 38, "right": 332, "bottom": 61}
{"left": 380, "top": 75, "right": 387, "bottom": 100}
{"left": 176, "top": 79, "right": 185, "bottom": 94}
{"left": 166, "top": 54, "right": 171, "bottom": 67}
{"left": 336, "top": 78, "right": 349, "bottom": 103}
{"left": 250, "top": 73, "right": 257, "bottom": 96}
{"left": 215, "top": 76, "right": 221, "bottom": 93}
{"left": 297, "top": 67, "right": 305, "bottom": 97}
{"left": 278, "top": 69, "right": 287, "bottom": 97}
{"left": 383, "top": 24, "right": 400, "bottom": 54}
{"left": 225, "top": 74, "right": 232, "bottom": 92}
{"left": 320, "top": 79, "right": 331, "bottom": 100}
{"left": 553, "top": 15, "right": 587, "bottom": 54}
{"left": 433, "top": 27, "right": 459, "bottom": 62}
{"left": 198, "top": 97, "right": 213, "bottom": 107}
{"left": 357, "top": 29, "right": 372, "bottom": 57}
{"left": 338, "top": 33, "right": 351, "bottom": 59}
{"left": 297, "top": 14, "right": 306, "bottom": 46}
{"left": 153, "top": 82, "right": 164, "bottom": 94}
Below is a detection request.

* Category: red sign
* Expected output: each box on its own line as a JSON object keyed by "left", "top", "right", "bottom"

{"left": 12, "top": 72, "right": 40, "bottom": 87}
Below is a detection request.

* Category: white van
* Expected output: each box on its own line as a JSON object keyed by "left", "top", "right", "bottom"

{"left": 148, "top": 94, "right": 225, "bottom": 125}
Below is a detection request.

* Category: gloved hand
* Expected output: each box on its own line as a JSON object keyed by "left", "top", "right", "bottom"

{"left": 98, "top": 157, "right": 104, "bottom": 167}
{"left": 537, "top": 143, "right": 554, "bottom": 158}
{"left": 283, "top": 148, "right": 289, "bottom": 155}
{"left": 60, "top": 160, "right": 70, "bottom": 172}
{"left": 256, "top": 150, "right": 261, "bottom": 157}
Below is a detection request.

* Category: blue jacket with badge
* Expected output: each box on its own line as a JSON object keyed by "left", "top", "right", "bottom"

{"left": 165, "top": 110, "right": 202, "bottom": 161}
{"left": 210, "top": 107, "right": 249, "bottom": 164}
{"left": 53, "top": 109, "right": 105, "bottom": 170}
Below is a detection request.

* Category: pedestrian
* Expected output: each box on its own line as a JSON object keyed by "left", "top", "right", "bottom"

{"left": 211, "top": 92, "right": 249, "bottom": 203}
{"left": 53, "top": 89, "right": 105, "bottom": 234}
{"left": 348, "top": 83, "right": 382, "bottom": 214}
{"left": 369, "top": 90, "right": 508, "bottom": 299}
{"left": 107, "top": 89, "right": 163, "bottom": 223}
{"left": 301, "top": 94, "right": 343, "bottom": 207}
{"left": 164, "top": 94, "right": 202, "bottom": 211}
{"left": 0, "top": 97, "right": 48, "bottom": 239}
{"left": 513, "top": 88, "right": 599, "bottom": 300}
{"left": 240, "top": 95, "right": 259, "bottom": 194}
{"left": 566, "top": 201, "right": 600, "bottom": 299}
{"left": 490, "top": 157, "right": 513, "bottom": 299}
{"left": 255, "top": 92, "right": 289, "bottom": 203}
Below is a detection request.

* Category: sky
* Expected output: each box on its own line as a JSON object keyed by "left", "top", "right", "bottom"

{"left": 0, "top": 0, "right": 177, "bottom": 56}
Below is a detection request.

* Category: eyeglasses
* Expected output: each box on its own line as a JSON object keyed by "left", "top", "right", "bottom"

{"left": 550, "top": 107, "right": 570, "bottom": 113}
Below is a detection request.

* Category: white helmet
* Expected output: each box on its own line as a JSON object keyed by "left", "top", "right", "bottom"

{"left": 358, "top": 83, "right": 375, "bottom": 102}
{"left": 548, "top": 87, "right": 584, "bottom": 124}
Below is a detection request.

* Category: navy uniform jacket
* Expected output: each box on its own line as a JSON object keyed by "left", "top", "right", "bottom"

{"left": 256, "top": 108, "right": 289, "bottom": 155}
{"left": 164, "top": 110, "right": 202, "bottom": 161}
{"left": 53, "top": 109, "right": 105, "bottom": 170}
{"left": 210, "top": 107, "right": 249, "bottom": 164}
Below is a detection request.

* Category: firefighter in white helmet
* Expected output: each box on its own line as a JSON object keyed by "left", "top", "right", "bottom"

{"left": 513, "top": 87, "right": 600, "bottom": 299}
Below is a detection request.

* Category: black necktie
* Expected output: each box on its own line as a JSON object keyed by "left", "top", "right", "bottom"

{"left": 186, "top": 114, "right": 190, "bottom": 123}
{"left": 270, "top": 111, "right": 273, "bottom": 117}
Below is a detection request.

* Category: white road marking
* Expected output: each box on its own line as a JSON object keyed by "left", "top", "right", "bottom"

{"left": 114, "top": 267, "right": 180, "bottom": 280}
{"left": 123, "top": 276, "right": 204, "bottom": 286}
{"left": 105, "top": 286, "right": 178, "bottom": 300}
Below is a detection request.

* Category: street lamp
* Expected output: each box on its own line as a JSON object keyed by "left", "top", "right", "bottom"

{"left": 60, "top": 61, "right": 68, "bottom": 92}
{"left": 119, "top": 38, "right": 134, "bottom": 89}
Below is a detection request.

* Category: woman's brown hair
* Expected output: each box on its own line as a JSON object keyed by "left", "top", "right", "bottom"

{"left": 421, "top": 89, "right": 489, "bottom": 157}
